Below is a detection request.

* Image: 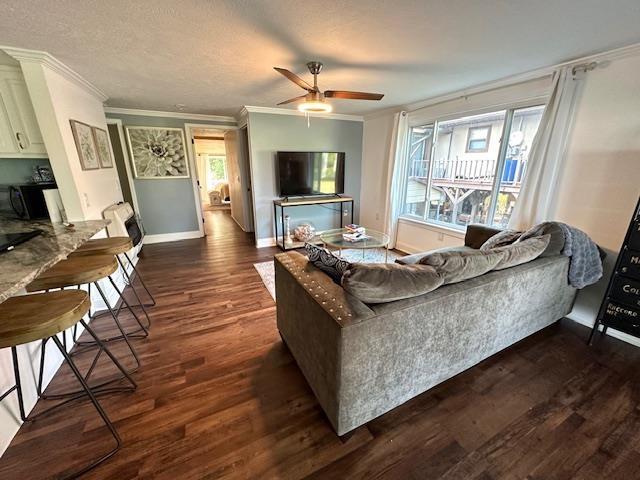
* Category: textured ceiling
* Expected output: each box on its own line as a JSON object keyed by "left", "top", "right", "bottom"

{"left": 1, "top": 0, "right": 639, "bottom": 116}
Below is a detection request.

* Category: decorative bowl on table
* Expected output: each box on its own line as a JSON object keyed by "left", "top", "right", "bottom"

{"left": 294, "top": 223, "right": 316, "bottom": 242}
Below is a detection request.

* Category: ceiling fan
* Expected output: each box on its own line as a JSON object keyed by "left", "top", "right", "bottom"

{"left": 274, "top": 61, "right": 384, "bottom": 113}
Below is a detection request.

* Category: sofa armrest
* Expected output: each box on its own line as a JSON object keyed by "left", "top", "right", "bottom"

{"left": 464, "top": 224, "right": 502, "bottom": 249}
{"left": 274, "top": 251, "right": 375, "bottom": 326}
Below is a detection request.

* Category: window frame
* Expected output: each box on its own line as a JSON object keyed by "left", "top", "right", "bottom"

{"left": 400, "top": 102, "right": 545, "bottom": 231}
{"left": 465, "top": 125, "right": 492, "bottom": 153}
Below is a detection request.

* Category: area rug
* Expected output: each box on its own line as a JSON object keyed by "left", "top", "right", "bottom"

{"left": 253, "top": 247, "right": 400, "bottom": 301}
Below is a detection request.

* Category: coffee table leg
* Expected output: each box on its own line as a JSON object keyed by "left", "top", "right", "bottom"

{"left": 362, "top": 248, "right": 365, "bottom": 261}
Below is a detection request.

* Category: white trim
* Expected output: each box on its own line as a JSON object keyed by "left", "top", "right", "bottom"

{"left": 0, "top": 152, "right": 48, "bottom": 159}
{"left": 567, "top": 315, "right": 640, "bottom": 348}
{"left": 104, "top": 106, "right": 237, "bottom": 124}
{"left": 143, "top": 230, "right": 203, "bottom": 244}
{"left": 241, "top": 105, "right": 364, "bottom": 122}
{"left": 364, "top": 41, "right": 640, "bottom": 120}
{"left": 105, "top": 118, "right": 141, "bottom": 214}
{"left": 256, "top": 237, "right": 277, "bottom": 248}
{"left": 1, "top": 46, "right": 108, "bottom": 102}
{"left": 236, "top": 108, "right": 248, "bottom": 128}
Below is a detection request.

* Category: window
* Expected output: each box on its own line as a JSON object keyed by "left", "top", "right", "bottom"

{"left": 206, "top": 155, "right": 227, "bottom": 187}
{"left": 466, "top": 125, "right": 491, "bottom": 152}
{"left": 402, "top": 104, "right": 545, "bottom": 229}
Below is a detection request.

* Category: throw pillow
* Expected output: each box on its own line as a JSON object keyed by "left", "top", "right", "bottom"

{"left": 395, "top": 245, "right": 474, "bottom": 265}
{"left": 492, "top": 235, "right": 551, "bottom": 270}
{"left": 342, "top": 263, "right": 444, "bottom": 304}
{"left": 480, "top": 229, "right": 523, "bottom": 251}
{"left": 419, "top": 249, "right": 505, "bottom": 284}
{"left": 304, "top": 243, "right": 350, "bottom": 283}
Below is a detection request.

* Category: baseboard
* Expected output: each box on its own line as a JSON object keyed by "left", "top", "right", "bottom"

{"left": 256, "top": 237, "right": 276, "bottom": 248}
{"left": 567, "top": 313, "right": 640, "bottom": 348}
{"left": 143, "top": 230, "right": 203, "bottom": 244}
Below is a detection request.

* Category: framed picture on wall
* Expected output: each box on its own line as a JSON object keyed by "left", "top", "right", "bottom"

{"left": 70, "top": 119, "right": 100, "bottom": 170}
{"left": 125, "top": 126, "right": 190, "bottom": 179}
{"left": 92, "top": 126, "right": 113, "bottom": 168}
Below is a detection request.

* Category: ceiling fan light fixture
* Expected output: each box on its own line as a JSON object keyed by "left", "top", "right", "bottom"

{"left": 298, "top": 100, "right": 332, "bottom": 113}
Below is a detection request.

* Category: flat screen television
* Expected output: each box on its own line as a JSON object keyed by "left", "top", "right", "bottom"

{"left": 277, "top": 151, "right": 345, "bottom": 197}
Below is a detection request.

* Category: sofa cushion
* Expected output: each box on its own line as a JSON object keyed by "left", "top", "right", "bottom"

{"left": 419, "top": 249, "right": 505, "bottom": 284}
{"left": 342, "top": 263, "right": 444, "bottom": 304}
{"left": 395, "top": 245, "right": 474, "bottom": 265}
{"left": 492, "top": 235, "right": 551, "bottom": 270}
{"left": 304, "top": 243, "right": 350, "bottom": 283}
{"left": 480, "top": 229, "right": 523, "bottom": 250}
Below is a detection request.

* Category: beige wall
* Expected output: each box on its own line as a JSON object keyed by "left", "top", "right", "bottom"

{"left": 553, "top": 52, "right": 640, "bottom": 339}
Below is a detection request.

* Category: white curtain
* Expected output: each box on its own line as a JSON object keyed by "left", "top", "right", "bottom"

{"left": 508, "top": 66, "right": 584, "bottom": 230}
{"left": 383, "top": 111, "right": 409, "bottom": 249}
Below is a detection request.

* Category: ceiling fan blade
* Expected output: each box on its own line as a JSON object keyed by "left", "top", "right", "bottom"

{"left": 274, "top": 67, "right": 314, "bottom": 92}
{"left": 324, "top": 90, "right": 384, "bottom": 100}
{"left": 277, "top": 94, "right": 308, "bottom": 105}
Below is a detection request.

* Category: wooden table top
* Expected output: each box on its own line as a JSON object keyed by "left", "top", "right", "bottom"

{"left": 0, "top": 216, "right": 109, "bottom": 303}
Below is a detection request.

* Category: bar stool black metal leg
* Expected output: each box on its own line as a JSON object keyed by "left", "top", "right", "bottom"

{"left": 107, "top": 275, "right": 149, "bottom": 336}
{"left": 11, "top": 346, "right": 27, "bottom": 422}
{"left": 116, "top": 255, "right": 151, "bottom": 329}
{"left": 123, "top": 251, "right": 156, "bottom": 306}
{"left": 50, "top": 335, "right": 122, "bottom": 479}
{"left": 67, "top": 282, "right": 142, "bottom": 378}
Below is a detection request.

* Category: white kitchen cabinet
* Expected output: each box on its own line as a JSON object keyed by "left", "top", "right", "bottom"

{"left": 0, "top": 67, "right": 47, "bottom": 157}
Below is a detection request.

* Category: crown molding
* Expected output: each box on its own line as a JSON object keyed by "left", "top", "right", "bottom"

{"left": 104, "top": 106, "right": 237, "bottom": 123}
{"left": 242, "top": 105, "right": 363, "bottom": 122}
{"left": 1, "top": 46, "right": 108, "bottom": 102}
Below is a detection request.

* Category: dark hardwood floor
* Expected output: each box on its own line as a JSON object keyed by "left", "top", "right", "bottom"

{"left": 2, "top": 210, "right": 640, "bottom": 479}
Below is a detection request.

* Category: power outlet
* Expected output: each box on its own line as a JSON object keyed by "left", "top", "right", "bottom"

{"left": 83, "top": 192, "right": 90, "bottom": 208}
{"left": 437, "top": 232, "right": 444, "bottom": 242}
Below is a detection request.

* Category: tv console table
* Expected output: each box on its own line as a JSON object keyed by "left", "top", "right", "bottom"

{"left": 273, "top": 196, "right": 354, "bottom": 251}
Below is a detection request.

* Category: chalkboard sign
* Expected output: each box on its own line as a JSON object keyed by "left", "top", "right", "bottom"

{"left": 589, "top": 197, "right": 640, "bottom": 344}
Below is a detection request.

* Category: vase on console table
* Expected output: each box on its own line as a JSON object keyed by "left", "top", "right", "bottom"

{"left": 284, "top": 215, "right": 292, "bottom": 245}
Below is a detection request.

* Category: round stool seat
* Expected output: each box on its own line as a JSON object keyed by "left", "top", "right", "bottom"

{"left": 27, "top": 255, "right": 118, "bottom": 292}
{"left": 71, "top": 237, "right": 133, "bottom": 257}
{"left": 0, "top": 291, "right": 90, "bottom": 348}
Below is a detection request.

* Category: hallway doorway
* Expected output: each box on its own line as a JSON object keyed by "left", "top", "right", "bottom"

{"left": 185, "top": 124, "right": 254, "bottom": 235}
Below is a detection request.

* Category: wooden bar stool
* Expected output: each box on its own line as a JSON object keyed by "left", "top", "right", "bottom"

{"left": 0, "top": 290, "right": 134, "bottom": 478}
{"left": 26, "top": 255, "right": 143, "bottom": 399}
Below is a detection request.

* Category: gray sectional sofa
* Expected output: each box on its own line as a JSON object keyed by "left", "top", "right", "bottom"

{"left": 274, "top": 226, "right": 577, "bottom": 435}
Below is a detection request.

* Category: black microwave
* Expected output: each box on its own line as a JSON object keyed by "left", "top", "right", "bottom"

{"left": 9, "top": 183, "right": 57, "bottom": 219}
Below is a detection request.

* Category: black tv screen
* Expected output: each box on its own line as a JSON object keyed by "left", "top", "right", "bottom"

{"left": 277, "top": 151, "right": 345, "bottom": 196}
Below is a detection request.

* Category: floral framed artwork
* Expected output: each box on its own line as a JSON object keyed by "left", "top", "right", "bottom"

{"left": 125, "top": 126, "right": 190, "bottom": 179}
{"left": 70, "top": 120, "right": 100, "bottom": 170}
{"left": 92, "top": 126, "right": 113, "bottom": 168}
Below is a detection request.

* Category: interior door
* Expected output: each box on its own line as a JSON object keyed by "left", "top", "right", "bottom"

{"left": 224, "top": 130, "right": 244, "bottom": 227}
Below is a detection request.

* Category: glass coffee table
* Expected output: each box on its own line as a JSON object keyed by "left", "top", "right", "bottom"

{"left": 319, "top": 228, "right": 391, "bottom": 263}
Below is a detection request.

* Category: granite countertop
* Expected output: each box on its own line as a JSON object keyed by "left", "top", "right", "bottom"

{"left": 0, "top": 216, "right": 110, "bottom": 303}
